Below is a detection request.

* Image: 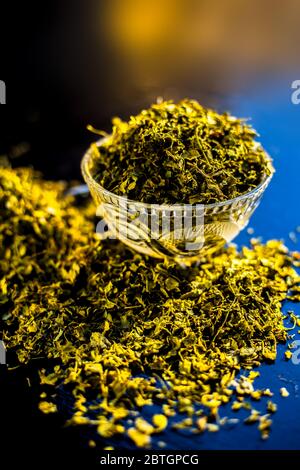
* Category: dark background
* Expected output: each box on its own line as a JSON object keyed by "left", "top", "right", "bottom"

{"left": 1, "top": 0, "right": 300, "bottom": 464}
{"left": 1, "top": 0, "right": 300, "bottom": 179}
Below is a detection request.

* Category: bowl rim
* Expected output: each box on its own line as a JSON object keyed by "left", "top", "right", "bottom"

{"left": 81, "top": 137, "right": 274, "bottom": 210}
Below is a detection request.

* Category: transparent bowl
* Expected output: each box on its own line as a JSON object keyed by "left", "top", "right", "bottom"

{"left": 81, "top": 138, "right": 273, "bottom": 264}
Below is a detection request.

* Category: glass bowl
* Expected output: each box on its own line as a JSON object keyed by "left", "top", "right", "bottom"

{"left": 81, "top": 138, "right": 273, "bottom": 264}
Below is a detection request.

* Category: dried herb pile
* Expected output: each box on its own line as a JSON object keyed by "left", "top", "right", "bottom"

{"left": 1, "top": 167, "right": 300, "bottom": 448}
{"left": 91, "top": 99, "right": 272, "bottom": 204}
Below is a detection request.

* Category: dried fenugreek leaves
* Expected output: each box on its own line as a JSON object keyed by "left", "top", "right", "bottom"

{"left": 91, "top": 99, "right": 273, "bottom": 204}
{"left": 1, "top": 167, "right": 299, "bottom": 447}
